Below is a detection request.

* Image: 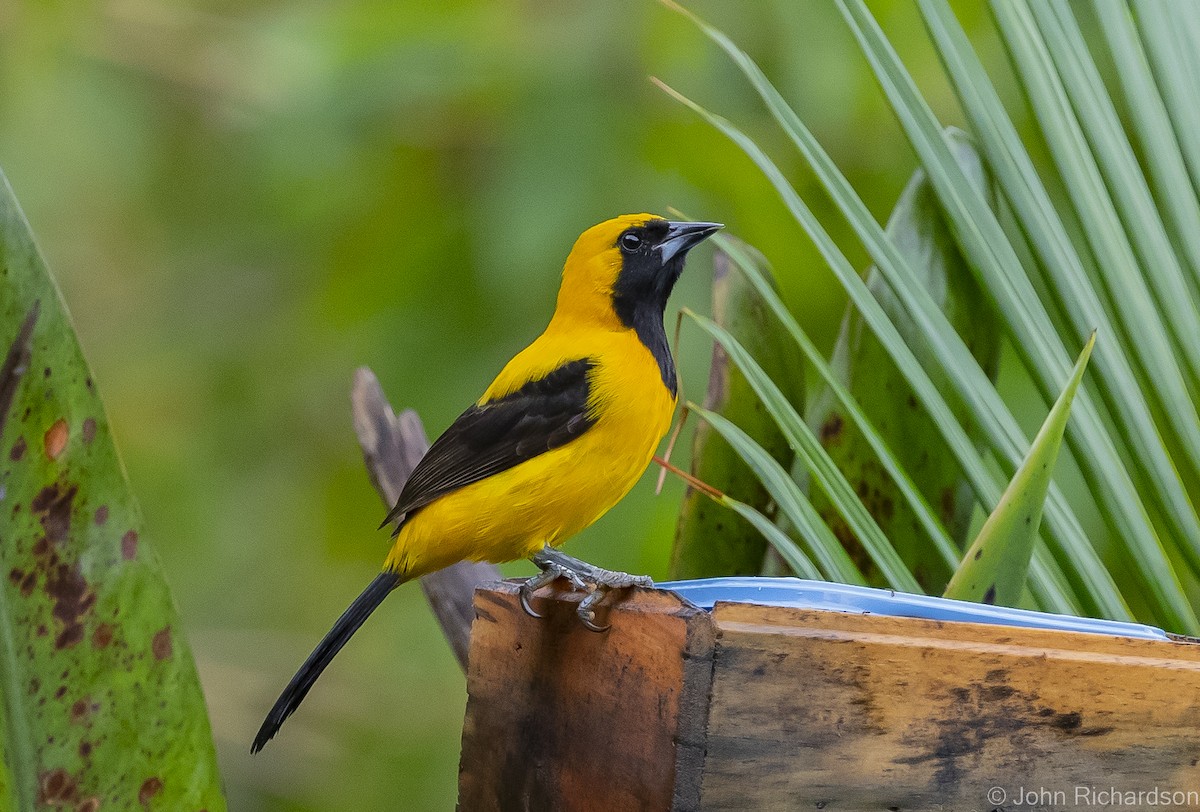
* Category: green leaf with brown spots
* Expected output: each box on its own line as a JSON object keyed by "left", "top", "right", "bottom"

{"left": 805, "top": 131, "right": 1000, "bottom": 590}
{"left": 0, "top": 170, "right": 225, "bottom": 810}
{"left": 671, "top": 243, "right": 803, "bottom": 578}
{"left": 944, "top": 333, "right": 1095, "bottom": 607}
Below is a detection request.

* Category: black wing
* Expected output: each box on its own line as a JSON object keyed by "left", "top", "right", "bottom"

{"left": 381, "top": 357, "right": 597, "bottom": 532}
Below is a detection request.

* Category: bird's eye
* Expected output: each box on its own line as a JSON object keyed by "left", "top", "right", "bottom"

{"left": 619, "top": 231, "right": 642, "bottom": 253}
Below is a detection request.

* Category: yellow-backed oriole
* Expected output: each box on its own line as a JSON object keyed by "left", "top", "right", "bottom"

{"left": 253, "top": 214, "right": 720, "bottom": 752}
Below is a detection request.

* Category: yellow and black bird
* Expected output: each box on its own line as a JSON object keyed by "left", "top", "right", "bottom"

{"left": 252, "top": 214, "right": 720, "bottom": 753}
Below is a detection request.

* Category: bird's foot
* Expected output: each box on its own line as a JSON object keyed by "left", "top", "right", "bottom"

{"left": 520, "top": 547, "right": 653, "bottom": 632}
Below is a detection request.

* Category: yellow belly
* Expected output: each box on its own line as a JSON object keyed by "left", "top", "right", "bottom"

{"left": 384, "top": 329, "right": 675, "bottom": 578}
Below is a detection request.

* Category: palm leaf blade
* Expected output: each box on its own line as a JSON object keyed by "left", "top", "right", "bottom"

{"left": 946, "top": 334, "right": 1094, "bottom": 606}
{"left": 837, "top": 0, "right": 1195, "bottom": 631}
{"left": 692, "top": 407, "right": 867, "bottom": 585}
{"left": 688, "top": 310, "right": 920, "bottom": 592}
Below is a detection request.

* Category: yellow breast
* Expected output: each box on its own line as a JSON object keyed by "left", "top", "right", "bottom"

{"left": 385, "top": 325, "right": 675, "bottom": 577}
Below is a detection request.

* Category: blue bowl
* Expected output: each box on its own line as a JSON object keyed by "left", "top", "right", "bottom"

{"left": 660, "top": 576, "right": 1171, "bottom": 641}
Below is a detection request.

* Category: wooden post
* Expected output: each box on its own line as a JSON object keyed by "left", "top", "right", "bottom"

{"left": 458, "top": 582, "right": 714, "bottom": 811}
{"left": 459, "top": 584, "right": 1200, "bottom": 810}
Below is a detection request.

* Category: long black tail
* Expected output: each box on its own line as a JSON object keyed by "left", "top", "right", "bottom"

{"left": 252, "top": 570, "right": 404, "bottom": 753}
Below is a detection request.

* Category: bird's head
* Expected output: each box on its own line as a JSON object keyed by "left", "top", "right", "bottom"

{"left": 554, "top": 214, "right": 722, "bottom": 329}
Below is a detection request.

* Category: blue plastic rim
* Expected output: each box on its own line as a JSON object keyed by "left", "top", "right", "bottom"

{"left": 660, "top": 576, "right": 1172, "bottom": 641}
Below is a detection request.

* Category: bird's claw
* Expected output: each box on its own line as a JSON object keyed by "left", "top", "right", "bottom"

{"left": 518, "top": 562, "right": 578, "bottom": 618}
{"left": 576, "top": 588, "right": 609, "bottom": 632}
{"left": 520, "top": 548, "right": 653, "bottom": 631}
{"left": 518, "top": 583, "right": 544, "bottom": 619}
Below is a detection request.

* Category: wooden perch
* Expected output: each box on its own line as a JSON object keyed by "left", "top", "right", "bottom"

{"left": 350, "top": 367, "right": 501, "bottom": 670}
{"left": 459, "top": 583, "right": 1200, "bottom": 810}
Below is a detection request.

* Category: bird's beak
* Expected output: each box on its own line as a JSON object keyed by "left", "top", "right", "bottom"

{"left": 658, "top": 221, "right": 723, "bottom": 265}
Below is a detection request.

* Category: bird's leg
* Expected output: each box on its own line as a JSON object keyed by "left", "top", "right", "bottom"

{"left": 520, "top": 547, "right": 653, "bottom": 632}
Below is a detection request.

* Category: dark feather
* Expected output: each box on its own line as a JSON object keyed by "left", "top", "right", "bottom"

{"left": 380, "top": 358, "right": 597, "bottom": 532}
{"left": 252, "top": 571, "right": 403, "bottom": 753}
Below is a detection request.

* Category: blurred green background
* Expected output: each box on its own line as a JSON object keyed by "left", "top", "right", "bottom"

{"left": 0, "top": 1, "right": 1000, "bottom": 808}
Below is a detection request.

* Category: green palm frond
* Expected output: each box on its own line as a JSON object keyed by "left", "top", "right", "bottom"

{"left": 662, "top": 0, "right": 1200, "bottom": 632}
